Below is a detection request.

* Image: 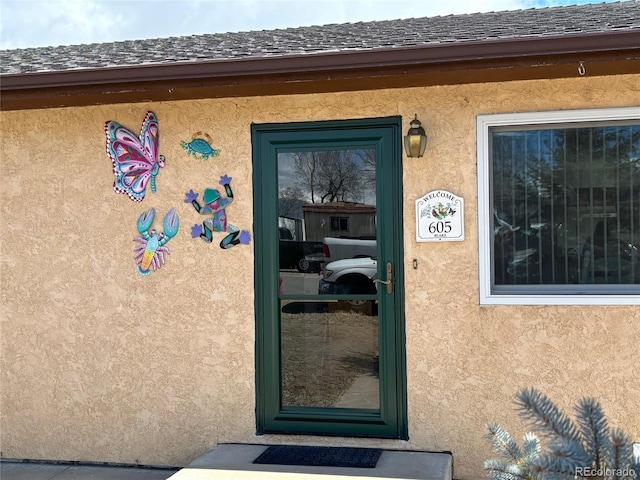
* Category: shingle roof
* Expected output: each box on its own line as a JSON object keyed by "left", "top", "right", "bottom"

{"left": 1, "top": 1, "right": 639, "bottom": 75}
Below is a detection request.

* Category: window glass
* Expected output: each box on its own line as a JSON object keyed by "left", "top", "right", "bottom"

{"left": 330, "top": 217, "right": 349, "bottom": 231}
{"left": 479, "top": 109, "right": 640, "bottom": 303}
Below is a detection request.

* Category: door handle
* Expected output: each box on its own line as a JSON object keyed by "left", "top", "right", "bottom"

{"left": 373, "top": 262, "right": 393, "bottom": 294}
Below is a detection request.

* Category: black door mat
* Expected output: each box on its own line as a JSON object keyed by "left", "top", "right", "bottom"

{"left": 253, "top": 445, "right": 383, "bottom": 468}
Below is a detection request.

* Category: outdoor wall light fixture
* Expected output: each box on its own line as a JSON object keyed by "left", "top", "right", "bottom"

{"left": 404, "top": 114, "right": 427, "bottom": 158}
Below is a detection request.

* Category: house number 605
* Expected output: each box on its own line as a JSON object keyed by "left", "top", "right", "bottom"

{"left": 428, "top": 221, "right": 452, "bottom": 234}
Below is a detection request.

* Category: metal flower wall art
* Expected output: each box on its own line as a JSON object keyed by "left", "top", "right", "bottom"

{"left": 185, "top": 175, "right": 251, "bottom": 249}
{"left": 133, "top": 208, "right": 179, "bottom": 275}
{"left": 105, "top": 111, "right": 165, "bottom": 201}
{"left": 180, "top": 132, "right": 220, "bottom": 160}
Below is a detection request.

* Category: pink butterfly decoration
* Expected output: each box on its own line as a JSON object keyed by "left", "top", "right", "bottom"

{"left": 104, "top": 111, "right": 164, "bottom": 201}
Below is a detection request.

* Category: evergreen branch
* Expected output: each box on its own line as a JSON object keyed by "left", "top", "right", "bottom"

{"left": 522, "top": 432, "right": 541, "bottom": 464}
{"left": 531, "top": 462, "right": 583, "bottom": 480}
{"left": 539, "top": 438, "right": 591, "bottom": 475}
{"left": 607, "top": 427, "right": 633, "bottom": 472}
{"left": 486, "top": 423, "right": 524, "bottom": 463}
{"left": 515, "top": 388, "right": 581, "bottom": 444}
{"left": 484, "top": 459, "right": 529, "bottom": 480}
{"left": 486, "top": 389, "right": 636, "bottom": 480}
{"left": 574, "top": 397, "right": 610, "bottom": 471}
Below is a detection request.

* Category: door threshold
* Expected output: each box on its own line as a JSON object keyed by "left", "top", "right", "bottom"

{"left": 168, "top": 443, "right": 452, "bottom": 480}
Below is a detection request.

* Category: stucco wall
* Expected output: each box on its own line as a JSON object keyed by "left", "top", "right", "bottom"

{"left": 1, "top": 74, "right": 638, "bottom": 479}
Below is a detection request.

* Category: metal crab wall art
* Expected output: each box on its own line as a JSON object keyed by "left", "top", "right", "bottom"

{"left": 180, "top": 132, "right": 220, "bottom": 160}
{"left": 133, "top": 207, "right": 179, "bottom": 275}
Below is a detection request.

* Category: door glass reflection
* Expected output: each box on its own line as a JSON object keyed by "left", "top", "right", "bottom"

{"left": 280, "top": 300, "right": 380, "bottom": 409}
{"left": 277, "top": 149, "right": 377, "bottom": 296}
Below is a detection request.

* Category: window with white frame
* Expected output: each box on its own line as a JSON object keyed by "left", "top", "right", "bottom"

{"left": 477, "top": 107, "right": 640, "bottom": 305}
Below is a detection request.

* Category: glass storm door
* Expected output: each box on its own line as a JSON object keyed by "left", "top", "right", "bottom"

{"left": 252, "top": 117, "right": 407, "bottom": 438}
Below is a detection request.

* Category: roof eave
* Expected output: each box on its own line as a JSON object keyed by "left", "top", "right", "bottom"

{"left": 2, "top": 30, "right": 639, "bottom": 110}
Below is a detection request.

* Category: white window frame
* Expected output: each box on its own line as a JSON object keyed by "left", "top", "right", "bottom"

{"left": 477, "top": 106, "right": 640, "bottom": 305}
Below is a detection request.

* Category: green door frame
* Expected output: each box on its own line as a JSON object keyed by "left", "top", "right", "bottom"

{"left": 252, "top": 116, "right": 407, "bottom": 439}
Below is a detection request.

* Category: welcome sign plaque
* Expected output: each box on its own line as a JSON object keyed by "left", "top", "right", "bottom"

{"left": 416, "top": 190, "right": 464, "bottom": 242}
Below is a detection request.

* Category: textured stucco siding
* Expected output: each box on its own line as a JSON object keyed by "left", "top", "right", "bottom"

{"left": 1, "top": 74, "right": 639, "bottom": 479}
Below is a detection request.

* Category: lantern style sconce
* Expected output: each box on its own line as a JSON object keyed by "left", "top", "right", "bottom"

{"left": 404, "top": 114, "right": 427, "bottom": 158}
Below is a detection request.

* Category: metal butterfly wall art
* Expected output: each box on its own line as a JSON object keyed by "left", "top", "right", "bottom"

{"left": 104, "top": 111, "right": 164, "bottom": 201}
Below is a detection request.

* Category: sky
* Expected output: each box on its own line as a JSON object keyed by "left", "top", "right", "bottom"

{"left": 0, "top": 0, "right": 622, "bottom": 50}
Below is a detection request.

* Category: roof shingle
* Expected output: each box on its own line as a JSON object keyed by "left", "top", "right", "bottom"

{"left": 1, "top": 1, "right": 639, "bottom": 75}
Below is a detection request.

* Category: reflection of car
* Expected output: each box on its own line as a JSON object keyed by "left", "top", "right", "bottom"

{"left": 305, "top": 236, "right": 377, "bottom": 269}
{"left": 494, "top": 210, "right": 640, "bottom": 285}
{"left": 280, "top": 241, "right": 323, "bottom": 272}
{"left": 319, "top": 257, "right": 378, "bottom": 314}
{"left": 279, "top": 228, "right": 323, "bottom": 273}
{"left": 319, "top": 257, "right": 377, "bottom": 295}
{"left": 581, "top": 236, "right": 640, "bottom": 284}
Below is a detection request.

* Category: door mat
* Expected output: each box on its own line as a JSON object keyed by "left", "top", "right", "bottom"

{"left": 253, "top": 445, "right": 383, "bottom": 468}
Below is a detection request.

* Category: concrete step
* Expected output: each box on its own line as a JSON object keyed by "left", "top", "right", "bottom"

{"left": 0, "top": 461, "right": 178, "bottom": 480}
{"left": 168, "top": 444, "right": 452, "bottom": 480}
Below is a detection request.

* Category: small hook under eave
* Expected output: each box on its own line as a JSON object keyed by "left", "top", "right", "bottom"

{"left": 578, "top": 61, "right": 586, "bottom": 76}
